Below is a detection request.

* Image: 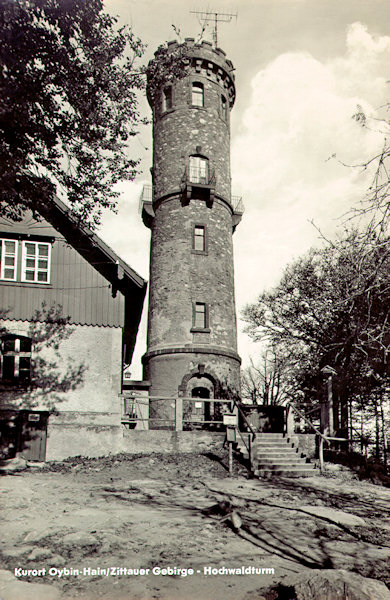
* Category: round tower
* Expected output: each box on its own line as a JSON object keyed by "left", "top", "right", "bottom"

{"left": 142, "top": 38, "right": 243, "bottom": 426}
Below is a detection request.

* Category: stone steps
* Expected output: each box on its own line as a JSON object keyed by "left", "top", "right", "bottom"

{"left": 235, "top": 433, "right": 316, "bottom": 478}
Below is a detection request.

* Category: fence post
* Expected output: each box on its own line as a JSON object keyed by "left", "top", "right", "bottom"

{"left": 175, "top": 397, "right": 183, "bottom": 432}
{"left": 319, "top": 437, "right": 324, "bottom": 472}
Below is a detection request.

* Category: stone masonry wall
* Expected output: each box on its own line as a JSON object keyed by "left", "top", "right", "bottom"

{"left": 147, "top": 196, "right": 237, "bottom": 351}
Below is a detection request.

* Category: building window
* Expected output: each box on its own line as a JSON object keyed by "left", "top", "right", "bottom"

{"left": 22, "top": 241, "right": 51, "bottom": 284}
{"left": 221, "top": 94, "right": 228, "bottom": 120}
{"left": 0, "top": 239, "right": 18, "bottom": 281}
{"left": 0, "top": 335, "right": 32, "bottom": 384}
{"left": 193, "top": 302, "right": 209, "bottom": 330}
{"left": 193, "top": 225, "right": 206, "bottom": 252}
{"left": 189, "top": 155, "right": 208, "bottom": 184}
{"left": 162, "top": 86, "right": 173, "bottom": 112}
{"left": 191, "top": 82, "right": 204, "bottom": 107}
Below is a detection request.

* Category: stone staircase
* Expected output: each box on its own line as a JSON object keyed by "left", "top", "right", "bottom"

{"left": 235, "top": 432, "right": 316, "bottom": 478}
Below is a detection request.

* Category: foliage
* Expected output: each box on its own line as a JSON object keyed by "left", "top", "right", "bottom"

{"left": 242, "top": 228, "right": 390, "bottom": 426}
{"left": 0, "top": 0, "right": 146, "bottom": 228}
{"left": 146, "top": 42, "right": 189, "bottom": 106}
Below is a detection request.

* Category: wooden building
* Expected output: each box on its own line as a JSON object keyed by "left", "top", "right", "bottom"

{"left": 0, "top": 196, "right": 146, "bottom": 461}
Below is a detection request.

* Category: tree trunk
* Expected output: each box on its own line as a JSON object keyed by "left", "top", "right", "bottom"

{"left": 374, "top": 395, "right": 380, "bottom": 459}
{"left": 379, "top": 394, "right": 388, "bottom": 467}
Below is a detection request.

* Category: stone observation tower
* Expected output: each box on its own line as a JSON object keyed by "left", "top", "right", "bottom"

{"left": 141, "top": 38, "right": 243, "bottom": 425}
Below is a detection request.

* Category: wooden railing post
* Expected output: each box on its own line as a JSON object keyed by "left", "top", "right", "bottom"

{"left": 319, "top": 437, "right": 324, "bottom": 472}
{"left": 175, "top": 397, "right": 183, "bottom": 432}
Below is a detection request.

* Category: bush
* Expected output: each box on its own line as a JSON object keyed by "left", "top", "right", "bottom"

{"left": 324, "top": 450, "right": 390, "bottom": 486}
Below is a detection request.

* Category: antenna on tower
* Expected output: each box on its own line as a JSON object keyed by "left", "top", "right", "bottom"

{"left": 190, "top": 9, "right": 237, "bottom": 48}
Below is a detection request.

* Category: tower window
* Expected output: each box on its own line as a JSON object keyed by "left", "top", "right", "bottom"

{"left": 189, "top": 155, "right": 208, "bottom": 184}
{"left": 191, "top": 82, "right": 204, "bottom": 107}
{"left": 221, "top": 94, "right": 228, "bottom": 120}
{"left": 193, "top": 302, "right": 209, "bottom": 330}
{"left": 1, "top": 335, "right": 32, "bottom": 385}
{"left": 193, "top": 225, "right": 206, "bottom": 252}
{"left": 22, "top": 241, "right": 51, "bottom": 284}
{"left": 162, "top": 86, "right": 173, "bottom": 112}
{"left": 0, "top": 239, "right": 18, "bottom": 281}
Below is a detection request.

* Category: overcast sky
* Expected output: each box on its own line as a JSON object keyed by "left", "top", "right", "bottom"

{"left": 99, "top": 0, "right": 390, "bottom": 379}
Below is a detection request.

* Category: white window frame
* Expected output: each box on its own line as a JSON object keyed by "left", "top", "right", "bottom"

{"left": 0, "top": 238, "right": 18, "bottom": 281}
{"left": 21, "top": 240, "right": 51, "bottom": 284}
{"left": 0, "top": 335, "right": 32, "bottom": 383}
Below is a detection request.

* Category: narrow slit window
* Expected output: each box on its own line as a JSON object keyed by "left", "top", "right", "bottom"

{"left": 162, "top": 86, "right": 172, "bottom": 112}
{"left": 191, "top": 82, "right": 204, "bottom": 107}
{"left": 0, "top": 239, "right": 18, "bottom": 281}
{"left": 221, "top": 94, "right": 228, "bottom": 120}
{"left": 193, "top": 226, "right": 205, "bottom": 252}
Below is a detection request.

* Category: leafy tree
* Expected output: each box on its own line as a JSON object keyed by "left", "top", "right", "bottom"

{"left": 242, "top": 228, "right": 390, "bottom": 440}
{"left": 0, "top": 0, "right": 146, "bottom": 227}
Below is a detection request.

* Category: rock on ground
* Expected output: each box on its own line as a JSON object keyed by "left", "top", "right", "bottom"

{"left": 0, "top": 569, "right": 61, "bottom": 600}
{"left": 298, "top": 506, "right": 366, "bottom": 527}
{"left": 245, "top": 569, "right": 390, "bottom": 600}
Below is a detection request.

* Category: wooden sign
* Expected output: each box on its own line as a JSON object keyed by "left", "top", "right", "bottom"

{"left": 223, "top": 413, "right": 237, "bottom": 426}
{"left": 226, "top": 426, "right": 236, "bottom": 443}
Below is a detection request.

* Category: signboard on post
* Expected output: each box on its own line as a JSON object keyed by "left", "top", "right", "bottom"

{"left": 226, "top": 426, "right": 236, "bottom": 443}
{"left": 223, "top": 413, "right": 238, "bottom": 427}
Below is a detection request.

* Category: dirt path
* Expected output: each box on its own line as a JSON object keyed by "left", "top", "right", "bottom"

{"left": 1, "top": 453, "right": 389, "bottom": 600}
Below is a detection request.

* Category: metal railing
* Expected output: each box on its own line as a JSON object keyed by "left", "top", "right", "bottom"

{"left": 232, "top": 196, "right": 244, "bottom": 215}
{"left": 286, "top": 401, "right": 348, "bottom": 471}
{"left": 138, "top": 184, "right": 153, "bottom": 213}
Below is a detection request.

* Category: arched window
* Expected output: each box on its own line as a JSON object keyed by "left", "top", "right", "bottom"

{"left": 191, "top": 82, "right": 204, "bottom": 107}
{"left": 0, "top": 335, "right": 32, "bottom": 384}
{"left": 189, "top": 155, "right": 208, "bottom": 184}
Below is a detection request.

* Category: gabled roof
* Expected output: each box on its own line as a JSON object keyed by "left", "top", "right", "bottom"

{"left": 39, "top": 195, "right": 147, "bottom": 298}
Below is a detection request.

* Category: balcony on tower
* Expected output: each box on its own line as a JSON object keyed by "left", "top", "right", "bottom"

{"left": 139, "top": 184, "right": 155, "bottom": 229}
{"left": 232, "top": 195, "right": 244, "bottom": 232}
{"left": 181, "top": 155, "right": 216, "bottom": 208}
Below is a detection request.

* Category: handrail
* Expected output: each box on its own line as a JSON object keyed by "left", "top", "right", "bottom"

{"left": 229, "top": 398, "right": 257, "bottom": 471}
{"left": 231, "top": 398, "right": 257, "bottom": 442}
{"left": 285, "top": 401, "right": 328, "bottom": 441}
{"left": 286, "top": 401, "right": 348, "bottom": 471}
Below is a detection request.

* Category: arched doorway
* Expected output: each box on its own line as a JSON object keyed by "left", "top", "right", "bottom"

{"left": 191, "top": 385, "right": 211, "bottom": 423}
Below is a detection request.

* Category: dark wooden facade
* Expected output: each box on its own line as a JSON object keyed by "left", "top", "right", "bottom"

{"left": 0, "top": 197, "right": 147, "bottom": 363}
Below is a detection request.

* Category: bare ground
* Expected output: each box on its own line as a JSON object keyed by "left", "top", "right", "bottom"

{"left": 0, "top": 451, "right": 389, "bottom": 600}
